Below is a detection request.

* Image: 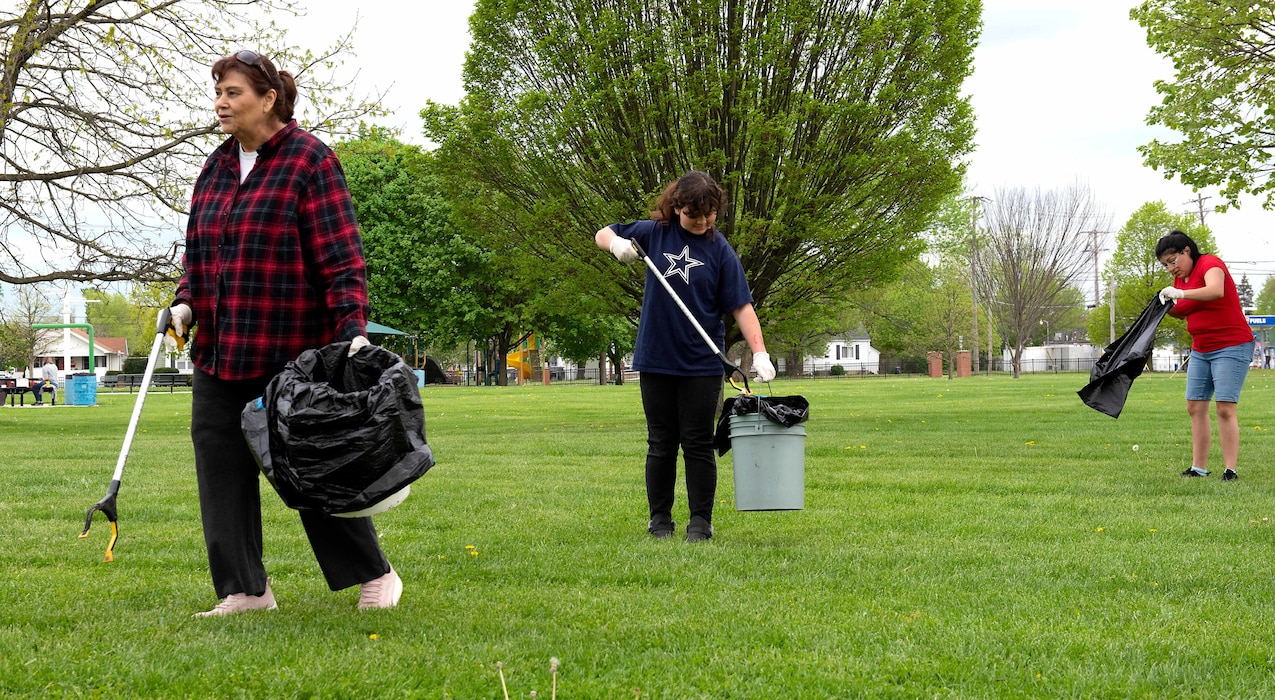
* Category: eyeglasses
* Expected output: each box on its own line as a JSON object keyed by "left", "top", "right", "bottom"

{"left": 234, "top": 50, "right": 280, "bottom": 88}
{"left": 1160, "top": 254, "right": 1181, "bottom": 270}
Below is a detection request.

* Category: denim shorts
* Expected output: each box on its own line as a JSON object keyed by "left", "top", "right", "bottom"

{"left": 1186, "top": 342, "right": 1254, "bottom": 403}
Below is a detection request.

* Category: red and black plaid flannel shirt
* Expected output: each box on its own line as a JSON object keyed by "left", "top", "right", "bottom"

{"left": 176, "top": 121, "right": 368, "bottom": 380}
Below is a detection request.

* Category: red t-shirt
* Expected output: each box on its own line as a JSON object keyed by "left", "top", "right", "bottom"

{"left": 1171, "top": 254, "right": 1253, "bottom": 352}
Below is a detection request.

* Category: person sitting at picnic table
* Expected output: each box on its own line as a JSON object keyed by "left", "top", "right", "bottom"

{"left": 33, "top": 359, "right": 59, "bottom": 406}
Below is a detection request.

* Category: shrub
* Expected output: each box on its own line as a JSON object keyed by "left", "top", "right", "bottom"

{"left": 830, "top": 364, "right": 846, "bottom": 376}
{"left": 122, "top": 357, "right": 149, "bottom": 374}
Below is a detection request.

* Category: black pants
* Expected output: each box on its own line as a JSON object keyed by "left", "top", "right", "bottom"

{"left": 639, "top": 372, "right": 721, "bottom": 524}
{"left": 191, "top": 369, "right": 389, "bottom": 598}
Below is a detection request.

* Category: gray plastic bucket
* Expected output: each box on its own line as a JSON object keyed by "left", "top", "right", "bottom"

{"left": 728, "top": 412, "right": 805, "bottom": 511}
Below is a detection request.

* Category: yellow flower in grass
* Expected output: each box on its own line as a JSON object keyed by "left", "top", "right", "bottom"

{"left": 1095, "top": 527, "right": 1104, "bottom": 532}
{"left": 1025, "top": 440, "right": 1036, "bottom": 445}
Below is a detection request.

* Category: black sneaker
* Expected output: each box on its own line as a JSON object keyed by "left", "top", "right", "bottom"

{"left": 1222, "top": 469, "right": 1238, "bottom": 481}
{"left": 648, "top": 514, "right": 675, "bottom": 539}
{"left": 1181, "top": 467, "right": 1209, "bottom": 477}
{"left": 686, "top": 515, "right": 713, "bottom": 543}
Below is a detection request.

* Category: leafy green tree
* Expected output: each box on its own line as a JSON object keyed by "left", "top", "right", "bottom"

{"left": 1132, "top": 2, "right": 1275, "bottom": 208}
{"left": 424, "top": 0, "right": 980, "bottom": 348}
{"left": 1085, "top": 201, "right": 1215, "bottom": 351}
{"left": 335, "top": 131, "right": 532, "bottom": 384}
{"left": 851, "top": 259, "right": 995, "bottom": 372}
{"left": 1256, "top": 276, "right": 1275, "bottom": 315}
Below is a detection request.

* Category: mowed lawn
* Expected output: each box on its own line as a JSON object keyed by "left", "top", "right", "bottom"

{"left": 2, "top": 371, "right": 1274, "bottom": 698}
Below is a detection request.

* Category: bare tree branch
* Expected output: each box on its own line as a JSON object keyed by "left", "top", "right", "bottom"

{"left": 0, "top": 0, "right": 387, "bottom": 286}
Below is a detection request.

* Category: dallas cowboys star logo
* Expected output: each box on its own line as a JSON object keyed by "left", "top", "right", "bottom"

{"left": 662, "top": 245, "right": 704, "bottom": 284}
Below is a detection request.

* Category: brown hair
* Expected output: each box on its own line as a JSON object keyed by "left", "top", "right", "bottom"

{"left": 651, "top": 171, "right": 727, "bottom": 237}
{"left": 211, "top": 51, "right": 297, "bottom": 123}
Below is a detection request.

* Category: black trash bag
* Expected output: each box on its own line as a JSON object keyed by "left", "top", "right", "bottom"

{"left": 714, "top": 393, "right": 810, "bottom": 456}
{"left": 1077, "top": 296, "right": 1174, "bottom": 419}
{"left": 242, "top": 341, "right": 435, "bottom": 514}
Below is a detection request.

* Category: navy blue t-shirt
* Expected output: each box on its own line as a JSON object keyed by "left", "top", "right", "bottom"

{"left": 611, "top": 219, "right": 753, "bottom": 376}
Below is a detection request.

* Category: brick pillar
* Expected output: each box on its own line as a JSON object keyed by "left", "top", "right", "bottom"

{"left": 957, "top": 350, "right": 971, "bottom": 378}
{"left": 927, "top": 351, "right": 944, "bottom": 378}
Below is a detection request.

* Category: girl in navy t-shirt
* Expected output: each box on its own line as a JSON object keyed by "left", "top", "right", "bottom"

{"left": 595, "top": 171, "right": 776, "bottom": 542}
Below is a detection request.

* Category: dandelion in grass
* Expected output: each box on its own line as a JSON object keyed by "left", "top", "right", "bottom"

{"left": 1095, "top": 527, "right": 1104, "bottom": 532}
{"left": 1149, "top": 528, "right": 1157, "bottom": 533}
{"left": 550, "top": 657, "right": 560, "bottom": 700}
{"left": 496, "top": 662, "right": 509, "bottom": 700}
{"left": 1025, "top": 441, "right": 1036, "bottom": 445}
{"left": 369, "top": 633, "right": 379, "bottom": 640}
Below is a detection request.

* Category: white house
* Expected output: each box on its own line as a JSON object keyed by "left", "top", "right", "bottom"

{"left": 805, "top": 332, "right": 881, "bottom": 374}
{"left": 31, "top": 329, "right": 129, "bottom": 378}
{"left": 1007, "top": 343, "right": 1100, "bottom": 373}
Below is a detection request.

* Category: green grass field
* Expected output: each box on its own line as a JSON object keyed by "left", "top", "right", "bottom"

{"left": 2, "top": 371, "right": 1274, "bottom": 698}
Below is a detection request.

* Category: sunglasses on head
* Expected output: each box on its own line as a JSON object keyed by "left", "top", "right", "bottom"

{"left": 234, "top": 50, "right": 280, "bottom": 87}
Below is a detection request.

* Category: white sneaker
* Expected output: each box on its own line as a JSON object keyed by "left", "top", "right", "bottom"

{"left": 195, "top": 584, "right": 277, "bottom": 617}
{"left": 358, "top": 567, "right": 403, "bottom": 611}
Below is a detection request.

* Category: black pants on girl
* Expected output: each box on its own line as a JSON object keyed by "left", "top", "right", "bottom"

{"left": 191, "top": 369, "right": 389, "bottom": 599}
{"left": 639, "top": 372, "right": 721, "bottom": 524}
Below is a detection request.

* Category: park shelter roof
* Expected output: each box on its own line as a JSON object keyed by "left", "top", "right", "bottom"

{"left": 367, "top": 321, "right": 407, "bottom": 336}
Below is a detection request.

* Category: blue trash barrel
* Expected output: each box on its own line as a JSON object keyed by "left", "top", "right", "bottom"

{"left": 65, "top": 373, "right": 98, "bottom": 406}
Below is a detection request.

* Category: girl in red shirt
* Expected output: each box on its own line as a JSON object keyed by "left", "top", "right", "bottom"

{"left": 1156, "top": 230, "right": 1255, "bottom": 480}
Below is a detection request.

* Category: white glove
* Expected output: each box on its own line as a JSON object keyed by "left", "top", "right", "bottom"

{"left": 1158, "top": 286, "right": 1184, "bottom": 304}
{"left": 348, "top": 335, "right": 370, "bottom": 357}
{"left": 609, "top": 236, "right": 638, "bottom": 263}
{"left": 163, "top": 303, "right": 192, "bottom": 352}
{"left": 753, "top": 351, "right": 776, "bottom": 382}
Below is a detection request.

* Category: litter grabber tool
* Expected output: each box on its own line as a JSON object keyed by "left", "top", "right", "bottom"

{"left": 629, "top": 239, "right": 751, "bottom": 394}
{"left": 80, "top": 307, "right": 182, "bottom": 562}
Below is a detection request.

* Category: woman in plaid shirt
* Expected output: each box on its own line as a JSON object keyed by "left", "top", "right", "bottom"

{"left": 171, "top": 50, "right": 401, "bottom": 617}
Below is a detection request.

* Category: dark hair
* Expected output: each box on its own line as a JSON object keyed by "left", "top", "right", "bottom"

{"left": 1154, "top": 229, "right": 1202, "bottom": 261}
{"left": 211, "top": 51, "right": 297, "bottom": 123}
{"left": 651, "top": 171, "right": 727, "bottom": 238}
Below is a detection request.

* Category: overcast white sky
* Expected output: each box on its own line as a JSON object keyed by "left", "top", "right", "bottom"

{"left": 289, "top": 1, "right": 1273, "bottom": 298}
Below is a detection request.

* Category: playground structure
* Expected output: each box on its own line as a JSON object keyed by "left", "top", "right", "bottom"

{"left": 505, "top": 333, "right": 539, "bottom": 383}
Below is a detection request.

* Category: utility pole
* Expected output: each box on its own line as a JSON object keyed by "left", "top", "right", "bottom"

{"left": 1185, "top": 194, "right": 1210, "bottom": 226}
{"left": 1109, "top": 278, "right": 1116, "bottom": 344}
{"left": 1082, "top": 229, "right": 1107, "bottom": 310}
{"left": 968, "top": 196, "right": 990, "bottom": 375}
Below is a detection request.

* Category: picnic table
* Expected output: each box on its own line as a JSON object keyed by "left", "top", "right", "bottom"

{"left": 0, "top": 378, "right": 56, "bottom": 406}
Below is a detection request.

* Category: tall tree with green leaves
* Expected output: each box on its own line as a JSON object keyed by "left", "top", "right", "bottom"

{"left": 335, "top": 131, "right": 535, "bottom": 384}
{"left": 83, "top": 289, "right": 148, "bottom": 358}
{"left": 0, "top": 1, "right": 383, "bottom": 286}
{"left": 1256, "top": 277, "right": 1275, "bottom": 315}
{"left": 1085, "top": 201, "right": 1215, "bottom": 351}
{"left": 424, "top": 0, "right": 980, "bottom": 349}
{"left": 1132, "top": 2, "right": 1275, "bottom": 208}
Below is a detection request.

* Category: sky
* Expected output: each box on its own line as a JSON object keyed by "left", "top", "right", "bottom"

{"left": 288, "top": 1, "right": 1273, "bottom": 302}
